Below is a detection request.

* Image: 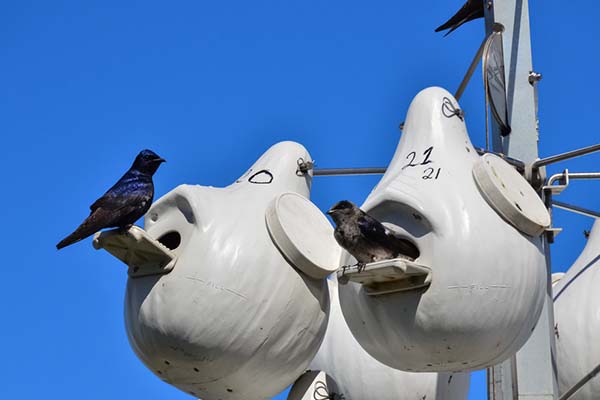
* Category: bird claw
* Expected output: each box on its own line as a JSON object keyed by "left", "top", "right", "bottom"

{"left": 338, "top": 264, "right": 352, "bottom": 284}
{"left": 337, "top": 262, "right": 366, "bottom": 284}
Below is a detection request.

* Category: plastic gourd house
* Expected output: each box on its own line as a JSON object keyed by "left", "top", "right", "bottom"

{"left": 553, "top": 219, "right": 600, "bottom": 399}
{"left": 337, "top": 87, "right": 550, "bottom": 372}
{"left": 118, "top": 142, "right": 334, "bottom": 400}
{"left": 289, "top": 276, "right": 470, "bottom": 400}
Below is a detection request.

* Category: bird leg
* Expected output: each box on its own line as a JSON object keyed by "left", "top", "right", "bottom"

{"left": 356, "top": 262, "right": 366, "bottom": 273}
{"left": 338, "top": 264, "right": 352, "bottom": 284}
{"left": 118, "top": 224, "right": 133, "bottom": 234}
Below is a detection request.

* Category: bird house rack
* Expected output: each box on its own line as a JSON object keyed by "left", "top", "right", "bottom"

{"left": 93, "top": 226, "right": 177, "bottom": 278}
{"left": 337, "top": 258, "right": 432, "bottom": 296}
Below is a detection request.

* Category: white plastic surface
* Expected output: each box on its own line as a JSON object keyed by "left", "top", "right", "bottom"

{"left": 338, "top": 258, "right": 431, "bottom": 295}
{"left": 553, "top": 219, "right": 600, "bottom": 399}
{"left": 287, "top": 370, "right": 340, "bottom": 400}
{"left": 266, "top": 192, "right": 339, "bottom": 279}
{"left": 337, "top": 87, "right": 547, "bottom": 372}
{"left": 473, "top": 153, "right": 550, "bottom": 236}
{"left": 308, "top": 276, "right": 470, "bottom": 400}
{"left": 124, "top": 142, "right": 329, "bottom": 400}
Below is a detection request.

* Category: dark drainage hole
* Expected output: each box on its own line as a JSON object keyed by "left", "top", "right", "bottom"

{"left": 158, "top": 231, "right": 181, "bottom": 250}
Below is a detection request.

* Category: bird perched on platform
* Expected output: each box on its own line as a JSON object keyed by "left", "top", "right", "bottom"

{"left": 56, "top": 149, "right": 166, "bottom": 250}
{"left": 327, "top": 200, "right": 419, "bottom": 267}
{"left": 435, "top": 0, "right": 484, "bottom": 36}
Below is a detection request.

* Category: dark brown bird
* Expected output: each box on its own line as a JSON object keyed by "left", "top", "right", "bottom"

{"left": 435, "top": 0, "right": 484, "bottom": 36}
{"left": 327, "top": 200, "right": 419, "bottom": 266}
{"left": 56, "top": 149, "right": 165, "bottom": 250}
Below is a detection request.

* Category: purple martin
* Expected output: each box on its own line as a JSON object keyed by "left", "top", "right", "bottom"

{"left": 435, "top": 0, "right": 484, "bottom": 36}
{"left": 327, "top": 200, "right": 419, "bottom": 266}
{"left": 56, "top": 149, "right": 166, "bottom": 250}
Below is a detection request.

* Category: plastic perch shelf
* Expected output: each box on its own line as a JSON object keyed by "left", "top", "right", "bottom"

{"left": 337, "top": 258, "right": 432, "bottom": 296}
{"left": 93, "top": 226, "right": 177, "bottom": 278}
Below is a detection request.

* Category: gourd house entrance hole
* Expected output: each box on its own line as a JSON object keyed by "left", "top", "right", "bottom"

{"left": 157, "top": 231, "right": 181, "bottom": 250}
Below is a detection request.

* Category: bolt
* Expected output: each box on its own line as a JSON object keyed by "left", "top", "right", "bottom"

{"left": 529, "top": 71, "right": 543, "bottom": 84}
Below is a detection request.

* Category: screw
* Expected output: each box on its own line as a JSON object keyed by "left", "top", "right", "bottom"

{"left": 529, "top": 71, "right": 543, "bottom": 85}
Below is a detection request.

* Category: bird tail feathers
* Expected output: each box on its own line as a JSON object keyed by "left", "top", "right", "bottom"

{"left": 56, "top": 209, "right": 110, "bottom": 250}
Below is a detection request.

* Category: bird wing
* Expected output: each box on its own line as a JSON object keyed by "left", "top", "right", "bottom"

{"left": 90, "top": 176, "right": 152, "bottom": 212}
{"left": 435, "top": 0, "right": 484, "bottom": 36}
{"left": 357, "top": 214, "right": 391, "bottom": 243}
{"left": 357, "top": 214, "right": 419, "bottom": 260}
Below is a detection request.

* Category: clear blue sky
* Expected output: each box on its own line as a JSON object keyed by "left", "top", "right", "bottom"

{"left": 1, "top": 1, "right": 598, "bottom": 399}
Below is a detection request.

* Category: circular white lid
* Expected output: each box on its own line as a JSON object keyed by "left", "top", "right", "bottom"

{"left": 473, "top": 153, "right": 550, "bottom": 236}
{"left": 266, "top": 192, "right": 339, "bottom": 279}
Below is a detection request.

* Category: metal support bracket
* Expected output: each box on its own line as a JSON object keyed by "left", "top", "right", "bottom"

{"left": 543, "top": 169, "right": 570, "bottom": 195}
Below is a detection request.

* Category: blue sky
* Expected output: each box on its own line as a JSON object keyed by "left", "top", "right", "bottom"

{"left": 1, "top": 1, "right": 598, "bottom": 399}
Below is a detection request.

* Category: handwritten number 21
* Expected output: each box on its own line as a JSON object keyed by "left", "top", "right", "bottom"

{"left": 403, "top": 146, "right": 434, "bottom": 169}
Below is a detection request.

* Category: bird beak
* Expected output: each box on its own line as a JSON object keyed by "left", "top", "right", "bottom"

{"left": 326, "top": 208, "right": 334, "bottom": 216}
{"left": 157, "top": 158, "right": 166, "bottom": 163}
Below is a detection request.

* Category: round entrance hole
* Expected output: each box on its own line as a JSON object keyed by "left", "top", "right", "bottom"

{"left": 158, "top": 231, "right": 181, "bottom": 250}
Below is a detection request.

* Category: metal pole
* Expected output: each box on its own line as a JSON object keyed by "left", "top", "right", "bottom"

{"left": 558, "top": 363, "right": 600, "bottom": 400}
{"left": 309, "top": 148, "right": 525, "bottom": 178}
{"left": 552, "top": 201, "right": 600, "bottom": 219}
{"left": 313, "top": 167, "right": 387, "bottom": 176}
{"left": 547, "top": 172, "right": 600, "bottom": 187}
{"left": 485, "top": 0, "right": 559, "bottom": 399}
{"left": 533, "top": 143, "right": 600, "bottom": 168}
{"left": 456, "top": 33, "right": 493, "bottom": 101}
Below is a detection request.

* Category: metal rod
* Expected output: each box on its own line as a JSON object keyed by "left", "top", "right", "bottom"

{"left": 547, "top": 171, "right": 600, "bottom": 186}
{"left": 552, "top": 201, "right": 600, "bottom": 219}
{"left": 533, "top": 143, "right": 600, "bottom": 168}
{"left": 474, "top": 147, "right": 526, "bottom": 171}
{"left": 313, "top": 167, "right": 387, "bottom": 176}
{"left": 312, "top": 148, "right": 525, "bottom": 177}
{"left": 559, "top": 362, "right": 600, "bottom": 400}
{"left": 564, "top": 172, "right": 600, "bottom": 179}
{"left": 455, "top": 32, "right": 493, "bottom": 101}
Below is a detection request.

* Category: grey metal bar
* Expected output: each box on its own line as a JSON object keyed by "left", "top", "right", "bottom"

{"left": 312, "top": 148, "right": 525, "bottom": 178}
{"left": 485, "top": 0, "right": 559, "bottom": 398}
{"left": 561, "top": 172, "right": 600, "bottom": 180}
{"left": 313, "top": 167, "right": 387, "bottom": 176}
{"left": 547, "top": 171, "right": 600, "bottom": 187}
{"left": 558, "top": 362, "right": 600, "bottom": 400}
{"left": 552, "top": 201, "right": 600, "bottom": 219}
{"left": 474, "top": 147, "right": 526, "bottom": 171}
{"left": 455, "top": 33, "right": 494, "bottom": 101}
{"left": 533, "top": 144, "right": 600, "bottom": 168}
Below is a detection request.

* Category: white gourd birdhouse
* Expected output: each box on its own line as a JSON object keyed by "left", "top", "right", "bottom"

{"left": 553, "top": 219, "right": 600, "bottom": 399}
{"left": 293, "top": 276, "right": 470, "bottom": 400}
{"left": 337, "top": 87, "right": 549, "bottom": 372}
{"left": 123, "top": 142, "right": 331, "bottom": 400}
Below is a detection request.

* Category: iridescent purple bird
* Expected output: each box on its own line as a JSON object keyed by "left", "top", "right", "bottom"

{"left": 56, "top": 149, "right": 165, "bottom": 250}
